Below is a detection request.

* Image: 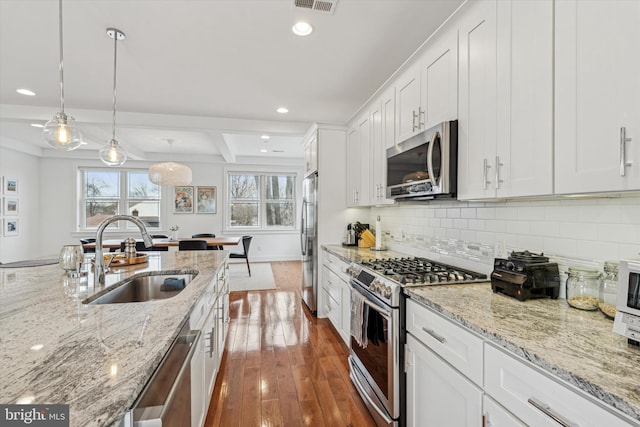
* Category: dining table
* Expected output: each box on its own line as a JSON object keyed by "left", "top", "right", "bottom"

{"left": 81, "top": 236, "right": 241, "bottom": 250}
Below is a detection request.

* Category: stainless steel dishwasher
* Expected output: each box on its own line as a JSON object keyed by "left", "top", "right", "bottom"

{"left": 128, "top": 320, "right": 201, "bottom": 426}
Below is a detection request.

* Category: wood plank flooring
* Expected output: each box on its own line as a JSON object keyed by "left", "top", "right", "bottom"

{"left": 204, "top": 261, "right": 377, "bottom": 427}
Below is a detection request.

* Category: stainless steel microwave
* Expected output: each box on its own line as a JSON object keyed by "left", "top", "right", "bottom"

{"left": 386, "top": 120, "right": 457, "bottom": 201}
{"left": 613, "top": 259, "right": 640, "bottom": 345}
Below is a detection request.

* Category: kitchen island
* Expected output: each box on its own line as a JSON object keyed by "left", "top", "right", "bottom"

{"left": 0, "top": 250, "right": 228, "bottom": 427}
{"left": 322, "top": 244, "right": 640, "bottom": 425}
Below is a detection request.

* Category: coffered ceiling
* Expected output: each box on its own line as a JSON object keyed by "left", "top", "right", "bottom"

{"left": 0, "top": 0, "right": 463, "bottom": 163}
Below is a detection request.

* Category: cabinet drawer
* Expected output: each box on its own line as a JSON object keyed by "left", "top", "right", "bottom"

{"left": 406, "top": 299, "right": 483, "bottom": 386}
{"left": 321, "top": 266, "right": 343, "bottom": 303}
{"left": 323, "top": 250, "right": 351, "bottom": 282}
{"left": 323, "top": 289, "right": 340, "bottom": 329}
{"left": 484, "top": 344, "right": 635, "bottom": 427}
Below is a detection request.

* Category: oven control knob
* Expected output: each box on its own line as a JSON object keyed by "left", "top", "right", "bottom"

{"left": 382, "top": 285, "right": 392, "bottom": 299}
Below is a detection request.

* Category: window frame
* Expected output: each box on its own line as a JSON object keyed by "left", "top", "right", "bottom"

{"left": 224, "top": 169, "right": 298, "bottom": 232}
{"left": 78, "top": 167, "right": 162, "bottom": 232}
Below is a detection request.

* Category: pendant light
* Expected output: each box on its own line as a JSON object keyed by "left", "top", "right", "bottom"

{"left": 42, "top": 0, "right": 83, "bottom": 150}
{"left": 148, "top": 139, "right": 193, "bottom": 186}
{"left": 99, "top": 28, "right": 127, "bottom": 166}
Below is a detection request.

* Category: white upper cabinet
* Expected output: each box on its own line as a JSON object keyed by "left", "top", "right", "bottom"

{"left": 420, "top": 25, "right": 459, "bottom": 131}
{"left": 555, "top": 0, "right": 640, "bottom": 194}
{"left": 495, "top": 0, "right": 553, "bottom": 197}
{"left": 346, "top": 114, "right": 371, "bottom": 207}
{"left": 304, "top": 134, "right": 318, "bottom": 177}
{"left": 346, "top": 126, "right": 360, "bottom": 207}
{"left": 457, "top": 0, "right": 498, "bottom": 200}
{"left": 458, "top": 0, "right": 553, "bottom": 200}
{"left": 395, "top": 64, "right": 422, "bottom": 143}
{"left": 370, "top": 87, "right": 396, "bottom": 205}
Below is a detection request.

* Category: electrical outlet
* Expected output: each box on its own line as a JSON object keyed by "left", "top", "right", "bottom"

{"left": 495, "top": 240, "right": 506, "bottom": 258}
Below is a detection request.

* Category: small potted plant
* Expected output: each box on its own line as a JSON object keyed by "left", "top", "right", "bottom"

{"left": 169, "top": 225, "right": 179, "bottom": 241}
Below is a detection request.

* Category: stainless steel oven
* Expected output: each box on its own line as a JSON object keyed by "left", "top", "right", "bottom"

{"left": 349, "top": 266, "right": 401, "bottom": 427}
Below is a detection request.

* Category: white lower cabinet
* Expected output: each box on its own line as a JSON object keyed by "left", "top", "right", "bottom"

{"left": 405, "top": 333, "right": 482, "bottom": 427}
{"left": 483, "top": 395, "right": 525, "bottom": 427}
{"left": 484, "top": 343, "right": 635, "bottom": 427}
{"left": 321, "top": 249, "right": 351, "bottom": 344}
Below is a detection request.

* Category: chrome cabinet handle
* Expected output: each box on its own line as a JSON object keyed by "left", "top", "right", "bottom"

{"left": 483, "top": 158, "right": 492, "bottom": 190}
{"left": 421, "top": 327, "right": 446, "bottom": 343}
{"left": 620, "top": 127, "right": 632, "bottom": 176}
{"left": 418, "top": 106, "right": 425, "bottom": 129}
{"left": 495, "top": 156, "right": 504, "bottom": 189}
{"left": 527, "top": 397, "right": 580, "bottom": 427}
{"left": 412, "top": 110, "right": 418, "bottom": 131}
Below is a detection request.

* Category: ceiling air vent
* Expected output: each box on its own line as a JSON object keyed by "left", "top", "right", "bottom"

{"left": 293, "top": 0, "right": 338, "bottom": 14}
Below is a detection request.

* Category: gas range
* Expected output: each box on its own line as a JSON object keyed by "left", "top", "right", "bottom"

{"left": 348, "top": 257, "right": 488, "bottom": 306}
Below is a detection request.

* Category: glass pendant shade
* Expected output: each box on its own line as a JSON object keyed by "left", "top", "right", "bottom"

{"left": 43, "top": 112, "right": 83, "bottom": 150}
{"left": 149, "top": 162, "right": 193, "bottom": 186}
{"left": 99, "top": 139, "right": 127, "bottom": 166}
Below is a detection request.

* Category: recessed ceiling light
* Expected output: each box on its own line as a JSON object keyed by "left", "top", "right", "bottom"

{"left": 276, "top": 107, "right": 289, "bottom": 114}
{"left": 30, "top": 123, "right": 44, "bottom": 128}
{"left": 16, "top": 88, "right": 36, "bottom": 96}
{"left": 292, "top": 22, "right": 313, "bottom": 36}
{"left": 261, "top": 135, "right": 270, "bottom": 140}
{"left": 260, "top": 149, "right": 268, "bottom": 153}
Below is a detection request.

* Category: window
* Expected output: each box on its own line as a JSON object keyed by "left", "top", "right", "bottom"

{"left": 79, "top": 168, "right": 161, "bottom": 230}
{"left": 228, "top": 173, "right": 296, "bottom": 229}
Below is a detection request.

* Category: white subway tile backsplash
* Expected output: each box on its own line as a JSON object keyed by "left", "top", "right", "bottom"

{"left": 577, "top": 205, "right": 621, "bottom": 223}
{"left": 370, "top": 194, "right": 640, "bottom": 268}
{"left": 545, "top": 205, "right": 579, "bottom": 222}
{"left": 476, "top": 207, "right": 496, "bottom": 219}
{"left": 447, "top": 208, "right": 461, "bottom": 218}
{"left": 468, "top": 219, "right": 485, "bottom": 231}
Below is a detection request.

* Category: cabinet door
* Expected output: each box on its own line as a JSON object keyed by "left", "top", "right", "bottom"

{"left": 406, "top": 334, "right": 482, "bottom": 427}
{"left": 203, "top": 307, "right": 218, "bottom": 400}
{"left": 420, "top": 25, "right": 458, "bottom": 130}
{"left": 346, "top": 126, "right": 360, "bottom": 207}
{"left": 395, "top": 64, "right": 422, "bottom": 143}
{"left": 457, "top": 0, "right": 498, "bottom": 200}
{"left": 357, "top": 112, "right": 371, "bottom": 206}
{"left": 483, "top": 395, "right": 526, "bottom": 427}
{"left": 496, "top": 0, "right": 553, "bottom": 197}
{"left": 370, "top": 100, "right": 384, "bottom": 202}
{"left": 304, "top": 134, "right": 318, "bottom": 177}
{"left": 555, "top": 0, "right": 640, "bottom": 194}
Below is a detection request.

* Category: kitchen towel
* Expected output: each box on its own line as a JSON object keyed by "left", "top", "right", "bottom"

{"left": 350, "top": 289, "right": 369, "bottom": 348}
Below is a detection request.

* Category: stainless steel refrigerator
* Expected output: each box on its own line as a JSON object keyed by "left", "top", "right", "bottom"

{"left": 301, "top": 172, "right": 318, "bottom": 314}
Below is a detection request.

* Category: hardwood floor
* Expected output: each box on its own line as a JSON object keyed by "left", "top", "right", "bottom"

{"left": 204, "top": 261, "right": 377, "bottom": 427}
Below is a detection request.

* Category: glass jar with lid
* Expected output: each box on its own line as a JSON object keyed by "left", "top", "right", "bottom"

{"left": 566, "top": 267, "right": 602, "bottom": 310}
{"left": 598, "top": 261, "right": 618, "bottom": 319}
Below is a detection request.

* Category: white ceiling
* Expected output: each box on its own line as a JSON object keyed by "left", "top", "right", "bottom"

{"left": 0, "top": 0, "right": 463, "bottom": 164}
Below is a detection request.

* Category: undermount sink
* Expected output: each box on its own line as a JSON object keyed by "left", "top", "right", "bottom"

{"left": 84, "top": 272, "right": 197, "bottom": 305}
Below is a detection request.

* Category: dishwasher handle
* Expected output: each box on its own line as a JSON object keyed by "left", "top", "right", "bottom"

{"left": 131, "top": 326, "right": 201, "bottom": 426}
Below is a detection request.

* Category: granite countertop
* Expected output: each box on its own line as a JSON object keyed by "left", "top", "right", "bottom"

{"left": 0, "top": 251, "right": 228, "bottom": 427}
{"left": 322, "top": 244, "right": 640, "bottom": 424}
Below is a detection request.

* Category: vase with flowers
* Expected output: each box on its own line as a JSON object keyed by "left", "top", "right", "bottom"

{"left": 169, "top": 225, "right": 179, "bottom": 241}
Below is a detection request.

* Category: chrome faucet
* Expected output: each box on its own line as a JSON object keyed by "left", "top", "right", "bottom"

{"left": 94, "top": 215, "right": 153, "bottom": 287}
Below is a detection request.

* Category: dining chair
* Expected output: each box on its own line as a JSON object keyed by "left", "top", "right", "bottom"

{"left": 191, "top": 233, "right": 221, "bottom": 250}
{"left": 178, "top": 240, "right": 208, "bottom": 251}
{"left": 79, "top": 238, "right": 95, "bottom": 253}
{"left": 229, "top": 235, "right": 253, "bottom": 276}
{"left": 119, "top": 241, "right": 168, "bottom": 252}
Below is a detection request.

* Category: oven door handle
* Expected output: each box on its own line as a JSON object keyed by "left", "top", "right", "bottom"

{"left": 362, "top": 297, "right": 392, "bottom": 321}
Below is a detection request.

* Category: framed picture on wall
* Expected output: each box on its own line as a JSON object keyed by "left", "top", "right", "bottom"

{"left": 4, "top": 177, "right": 18, "bottom": 195}
{"left": 196, "top": 186, "right": 216, "bottom": 214}
{"left": 4, "top": 218, "right": 18, "bottom": 236}
{"left": 173, "top": 186, "right": 194, "bottom": 213}
{"left": 4, "top": 197, "right": 18, "bottom": 216}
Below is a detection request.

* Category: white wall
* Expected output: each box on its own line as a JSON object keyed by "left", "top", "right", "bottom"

{"left": 369, "top": 195, "right": 640, "bottom": 279}
{"left": 0, "top": 148, "right": 41, "bottom": 263}
{"left": 1, "top": 148, "right": 304, "bottom": 263}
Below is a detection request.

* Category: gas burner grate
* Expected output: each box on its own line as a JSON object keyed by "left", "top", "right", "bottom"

{"left": 360, "top": 257, "right": 486, "bottom": 285}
